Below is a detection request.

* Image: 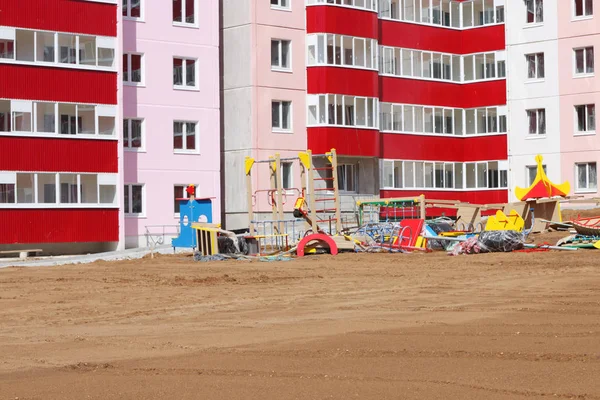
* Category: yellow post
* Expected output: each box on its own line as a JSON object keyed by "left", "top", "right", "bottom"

{"left": 245, "top": 156, "right": 255, "bottom": 235}
{"left": 299, "top": 151, "right": 310, "bottom": 231}
{"left": 329, "top": 148, "right": 342, "bottom": 234}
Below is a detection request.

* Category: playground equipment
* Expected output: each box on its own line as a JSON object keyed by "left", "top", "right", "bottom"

{"left": 245, "top": 149, "right": 352, "bottom": 256}
{"left": 484, "top": 210, "right": 525, "bottom": 232}
{"left": 171, "top": 185, "right": 214, "bottom": 250}
{"left": 515, "top": 155, "right": 570, "bottom": 201}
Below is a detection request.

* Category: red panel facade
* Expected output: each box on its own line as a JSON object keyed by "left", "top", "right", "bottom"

{"left": 379, "top": 21, "right": 505, "bottom": 54}
{"left": 308, "top": 127, "right": 380, "bottom": 157}
{"left": 0, "top": 0, "right": 117, "bottom": 37}
{"left": 306, "top": 5, "right": 379, "bottom": 39}
{"left": 308, "top": 67, "right": 379, "bottom": 97}
{"left": 0, "top": 209, "right": 119, "bottom": 244}
{"left": 380, "top": 77, "right": 506, "bottom": 108}
{"left": 0, "top": 65, "right": 117, "bottom": 105}
{"left": 381, "top": 133, "right": 507, "bottom": 162}
{"left": 0, "top": 137, "right": 118, "bottom": 173}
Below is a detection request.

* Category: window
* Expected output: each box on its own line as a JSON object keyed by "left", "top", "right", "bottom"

{"left": 271, "top": 39, "right": 291, "bottom": 70}
{"left": 271, "top": 0, "right": 290, "bottom": 10}
{"left": 307, "top": 94, "right": 378, "bottom": 129}
{"left": 123, "top": 0, "right": 142, "bottom": 19}
{"left": 382, "top": 160, "right": 507, "bottom": 190}
{"left": 307, "top": 0, "right": 377, "bottom": 11}
{"left": 575, "top": 105, "right": 595, "bottom": 133}
{"left": 272, "top": 101, "right": 292, "bottom": 132}
{"left": 173, "top": 121, "right": 197, "bottom": 152}
{"left": 526, "top": 164, "right": 546, "bottom": 185}
{"left": 123, "top": 53, "right": 143, "bottom": 84}
{"left": 173, "top": 0, "right": 196, "bottom": 24}
{"left": 526, "top": 0, "right": 543, "bottom": 23}
{"left": 281, "top": 162, "right": 293, "bottom": 189}
{"left": 574, "top": 0, "right": 593, "bottom": 17}
{"left": 174, "top": 184, "right": 198, "bottom": 214}
{"left": 0, "top": 172, "right": 116, "bottom": 206}
{"left": 308, "top": 34, "right": 377, "bottom": 70}
{"left": 123, "top": 118, "right": 143, "bottom": 149}
{"left": 574, "top": 47, "right": 594, "bottom": 75}
{"left": 526, "top": 53, "right": 545, "bottom": 79}
{"left": 337, "top": 164, "right": 357, "bottom": 192}
{"left": 527, "top": 109, "right": 546, "bottom": 135}
{"left": 124, "top": 184, "right": 144, "bottom": 215}
{"left": 576, "top": 162, "right": 598, "bottom": 191}
{"left": 0, "top": 40, "right": 14, "bottom": 59}
{"left": 173, "top": 57, "right": 197, "bottom": 88}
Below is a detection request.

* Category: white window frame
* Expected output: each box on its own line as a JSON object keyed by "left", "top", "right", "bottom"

{"left": 573, "top": 46, "right": 595, "bottom": 77}
{"left": 575, "top": 162, "right": 598, "bottom": 193}
{"left": 574, "top": 104, "right": 596, "bottom": 135}
{"left": 173, "top": 120, "right": 199, "bottom": 153}
{"left": 526, "top": 52, "right": 545, "bottom": 80}
{"left": 525, "top": 0, "right": 544, "bottom": 25}
{"left": 271, "top": 39, "right": 292, "bottom": 71}
{"left": 0, "top": 171, "right": 118, "bottom": 208}
{"left": 526, "top": 108, "right": 546, "bottom": 136}
{"left": 272, "top": 100, "right": 293, "bottom": 133}
{"left": 280, "top": 162, "right": 293, "bottom": 191}
{"left": 271, "top": 0, "right": 291, "bottom": 11}
{"left": 173, "top": 57, "right": 199, "bottom": 90}
{"left": 124, "top": 183, "right": 145, "bottom": 217}
{"left": 337, "top": 164, "right": 358, "bottom": 193}
{"left": 123, "top": 0, "right": 144, "bottom": 21}
{"left": 306, "top": 94, "right": 379, "bottom": 129}
{"left": 123, "top": 52, "right": 144, "bottom": 86}
{"left": 123, "top": 118, "right": 145, "bottom": 151}
{"left": 573, "top": 0, "right": 593, "bottom": 19}
{"left": 173, "top": 0, "right": 198, "bottom": 27}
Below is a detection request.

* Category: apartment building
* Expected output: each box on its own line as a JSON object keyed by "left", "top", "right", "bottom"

{"left": 0, "top": 0, "right": 220, "bottom": 252}
{"left": 0, "top": 0, "right": 121, "bottom": 253}
{"left": 221, "top": 0, "right": 308, "bottom": 229}
{"left": 507, "top": 0, "right": 599, "bottom": 201}
{"left": 122, "top": 0, "right": 221, "bottom": 247}
{"left": 222, "top": 0, "right": 509, "bottom": 230}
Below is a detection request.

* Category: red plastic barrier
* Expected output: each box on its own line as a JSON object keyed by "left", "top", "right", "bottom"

{"left": 296, "top": 234, "right": 338, "bottom": 257}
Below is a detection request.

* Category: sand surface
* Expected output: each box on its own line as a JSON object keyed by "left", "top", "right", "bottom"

{"left": 1, "top": 243, "right": 599, "bottom": 399}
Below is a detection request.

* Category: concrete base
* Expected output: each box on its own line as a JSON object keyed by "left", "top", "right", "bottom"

{"left": 0, "top": 242, "right": 119, "bottom": 257}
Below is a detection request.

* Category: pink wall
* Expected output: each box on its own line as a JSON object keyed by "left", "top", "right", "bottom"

{"left": 558, "top": 6, "right": 600, "bottom": 197}
{"left": 248, "top": 2, "right": 308, "bottom": 213}
{"left": 122, "top": 1, "right": 221, "bottom": 243}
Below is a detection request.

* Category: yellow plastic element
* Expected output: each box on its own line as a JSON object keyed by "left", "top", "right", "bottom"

{"left": 557, "top": 202, "right": 563, "bottom": 223}
{"left": 484, "top": 209, "right": 525, "bottom": 232}
{"left": 439, "top": 232, "right": 468, "bottom": 237}
{"left": 594, "top": 240, "right": 600, "bottom": 250}
{"left": 294, "top": 197, "right": 305, "bottom": 210}
{"left": 191, "top": 226, "right": 219, "bottom": 256}
{"left": 415, "top": 236, "right": 425, "bottom": 248}
{"left": 515, "top": 155, "right": 571, "bottom": 200}
{"left": 244, "top": 157, "right": 255, "bottom": 175}
{"left": 298, "top": 152, "right": 311, "bottom": 169}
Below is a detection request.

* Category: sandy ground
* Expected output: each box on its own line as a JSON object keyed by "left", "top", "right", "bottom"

{"left": 1, "top": 240, "right": 599, "bottom": 399}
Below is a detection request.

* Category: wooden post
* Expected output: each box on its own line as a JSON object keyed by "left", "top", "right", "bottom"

{"left": 419, "top": 194, "right": 426, "bottom": 220}
{"left": 330, "top": 148, "right": 342, "bottom": 234}
{"left": 307, "top": 150, "right": 318, "bottom": 232}
{"left": 275, "top": 153, "right": 284, "bottom": 234}
{"left": 299, "top": 153, "right": 310, "bottom": 231}
{"left": 269, "top": 156, "right": 278, "bottom": 233}
{"left": 245, "top": 156, "right": 255, "bottom": 235}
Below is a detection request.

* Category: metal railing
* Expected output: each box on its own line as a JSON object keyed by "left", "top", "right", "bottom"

{"left": 144, "top": 225, "right": 180, "bottom": 249}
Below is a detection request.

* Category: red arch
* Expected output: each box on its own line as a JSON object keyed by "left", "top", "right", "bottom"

{"left": 296, "top": 234, "right": 338, "bottom": 257}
